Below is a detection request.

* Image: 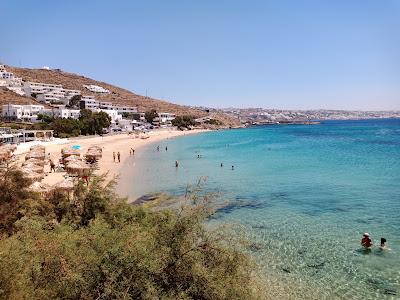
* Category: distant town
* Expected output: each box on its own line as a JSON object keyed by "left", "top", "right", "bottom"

{"left": 196, "top": 106, "right": 400, "bottom": 125}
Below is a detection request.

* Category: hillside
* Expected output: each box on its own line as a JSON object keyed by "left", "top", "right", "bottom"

{"left": 0, "top": 88, "right": 42, "bottom": 107}
{"left": 4, "top": 66, "right": 240, "bottom": 127}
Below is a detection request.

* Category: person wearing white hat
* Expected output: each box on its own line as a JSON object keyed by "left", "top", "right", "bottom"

{"left": 361, "top": 233, "right": 373, "bottom": 248}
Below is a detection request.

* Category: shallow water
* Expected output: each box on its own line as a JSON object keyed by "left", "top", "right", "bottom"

{"left": 118, "top": 119, "right": 400, "bottom": 299}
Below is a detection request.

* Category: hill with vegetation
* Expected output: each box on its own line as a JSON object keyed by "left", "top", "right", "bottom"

{"left": 3, "top": 66, "right": 240, "bottom": 127}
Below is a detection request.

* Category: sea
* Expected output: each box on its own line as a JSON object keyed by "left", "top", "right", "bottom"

{"left": 118, "top": 119, "right": 400, "bottom": 299}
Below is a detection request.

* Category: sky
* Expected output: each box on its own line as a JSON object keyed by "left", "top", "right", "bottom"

{"left": 1, "top": 0, "right": 399, "bottom": 110}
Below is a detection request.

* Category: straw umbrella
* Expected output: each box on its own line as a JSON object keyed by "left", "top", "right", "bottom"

{"left": 88, "top": 145, "right": 102, "bottom": 153}
{"left": 53, "top": 178, "right": 74, "bottom": 191}
{"left": 0, "top": 144, "right": 17, "bottom": 152}
{"left": 65, "top": 160, "right": 91, "bottom": 175}
{"left": 30, "top": 181, "right": 52, "bottom": 195}
{"left": 86, "top": 150, "right": 102, "bottom": 159}
{"left": 61, "top": 147, "right": 80, "bottom": 157}
{"left": 64, "top": 155, "right": 82, "bottom": 163}
{"left": 30, "top": 145, "right": 45, "bottom": 152}
{"left": 26, "top": 151, "right": 46, "bottom": 160}
{"left": 85, "top": 150, "right": 102, "bottom": 163}
{"left": 53, "top": 178, "right": 75, "bottom": 199}
{"left": 24, "top": 158, "right": 46, "bottom": 167}
{"left": 21, "top": 164, "right": 44, "bottom": 174}
{"left": 22, "top": 170, "right": 44, "bottom": 182}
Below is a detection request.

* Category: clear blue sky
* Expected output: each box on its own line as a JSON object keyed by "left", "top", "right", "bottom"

{"left": 1, "top": 0, "right": 399, "bottom": 110}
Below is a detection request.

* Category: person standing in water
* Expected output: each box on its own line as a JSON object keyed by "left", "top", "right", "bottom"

{"left": 379, "top": 238, "right": 389, "bottom": 250}
{"left": 131, "top": 148, "right": 135, "bottom": 156}
{"left": 175, "top": 160, "right": 179, "bottom": 168}
{"left": 165, "top": 146, "right": 168, "bottom": 151}
{"left": 220, "top": 163, "right": 223, "bottom": 167}
{"left": 157, "top": 146, "right": 160, "bottom": 151}
{"left": 113, "top": 152, "right": 116, "bottom": 162}
{"left": 231, "top": 165, "right": 234, "bottom": 170}
{"left": 361, "top": 233, "right": 373, "bottom": 248}
{"left": 117, "top": 152, "right": 121, "bottom": 163}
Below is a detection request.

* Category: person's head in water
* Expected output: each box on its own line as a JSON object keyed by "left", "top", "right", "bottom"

{"left": 380, "top": 238, "right": 387, "bottom": 247}
{"left": 361, "top": 233, "right": 372, "bottom": 248}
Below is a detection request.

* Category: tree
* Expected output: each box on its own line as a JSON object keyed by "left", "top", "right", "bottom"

{"left": 172, "top": 115, "right": 197, "bottom": 129}
{"left": 51, "top": 118, "right": 81, "bottom": 138}
{"left": 92, "top": 111, "right": 111, "bottom": 134}
{"left": 79, "top": 110, "right": 111, "bottom": 135}
{"left": 67, "top": 95, "right": 81, "bottom": 108}
{"left": 0, "top": 167, "right": 42, "bottom": 236}
{"left": 145, "top": 109, "right": 158, "bottom": 123}
{"left": 37, "top": 114, "right": 54, "bottom": 124}
{"left": 122, "top": 112, "right": 132, "bottom": 119}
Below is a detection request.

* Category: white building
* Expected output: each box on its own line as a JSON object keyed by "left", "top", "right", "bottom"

{"left": 36, "top": 90, "right": 69, "bottom": 105}
{"left": 23, "top": 81, "right": 63, "bottom": 96}
{"left": 0, "top": 65, "right": 24, "bottom": 95}
{"left": 83, "top": 84, "right": 110, "bottom": 93}
{"left": 95, "top": 109, "right": 122, "bottom": 123}
{"left": 40, "top": 108, "right": 80, "bottom": 119}
{"left": 80, "top": 96, "right": 100, "bottom": 110}
{"left": 1, "top": 104, "right": 44, "bottom": 122}
{"left": 63, "top": 89, "right": 81, "bottom": 99}
{"left": 156, "top": 112, "right": 176, "bottom": 123}
{"left": 98, "top": 102, "right": 137, "bottom": 114}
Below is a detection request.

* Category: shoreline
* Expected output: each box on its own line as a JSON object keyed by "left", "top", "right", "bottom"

{"left": 14, "top": 129, "right": 208, "bottom": 188}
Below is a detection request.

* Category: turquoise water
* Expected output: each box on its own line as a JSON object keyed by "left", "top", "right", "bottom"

{"left": 118, "top": 119, "right": 400, "bottom": 299}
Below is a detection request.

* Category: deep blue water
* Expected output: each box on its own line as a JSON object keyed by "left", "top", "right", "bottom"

{"left": 118, "top": 119, "right": 400, "bottom": 299}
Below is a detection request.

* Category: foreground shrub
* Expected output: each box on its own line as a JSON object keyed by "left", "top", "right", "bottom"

{"left": 0, "top": 171, "right": 265, "bottom": 299}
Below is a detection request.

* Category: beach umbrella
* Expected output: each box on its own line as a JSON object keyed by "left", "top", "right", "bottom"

{"left": 88, "top": 145, "right": 102, "bottom": 152}
{"left": 26, "top": 151, "right": 46, "bottom": 160}
{"left": 30, "top": 181, "right": 52, "bottom": 195}
{"left": 53, "top": 178, "right": 74, "bottom": 191}
{"left": 64, "top": 155, "right": 82, "bottom": 163}
{"left": 24, "top": 158, "right": 46, "bottom": 167}
{"left": 72, "top": 145, "right": 81, "bottom": 150}
{"left": 0, "top": 144, "right": 17, "bottom": 152}
{"left": 61, "top": 147, "right": 80, "bottom": 157}
{"left": 86, "top": 150, "right": 102, "bottom": 159}
{"left": 30, "top": 145, "right": 45, "bottom": 152}
{"left": 22, "top": 170, "right": 44, "bottom": 182}
{"left": 21, "top": 164, "right": 44, "bottom": 173}
{"left": 65, "top": 160, "right": 90, "bottom": 175}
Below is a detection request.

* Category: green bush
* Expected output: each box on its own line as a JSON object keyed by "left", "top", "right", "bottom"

{"left": 0, "top": 169, "right": 265, "bottom": 299}
{"left": 172, "top": 115, "right": 197, "bottom": 129}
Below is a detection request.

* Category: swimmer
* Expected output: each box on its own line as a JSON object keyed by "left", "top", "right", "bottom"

{"left": 175, "top": 160, "right": 179, "bottom": 168}
{"left": 231, "top": 165, "right": 234, "bottom": 170}
{"left": 220, "top": 163, "right": 223, "bottom": 167}
{"left": 379, "top": 238, "right": 389, "bottom": 250}
{"left": 361, "top": 233, "right": 372, "bottom": 249}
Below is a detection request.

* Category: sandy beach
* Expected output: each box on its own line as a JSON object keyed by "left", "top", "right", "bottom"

{"left": 14, "top": 129, "right": 207, "bottom": 187}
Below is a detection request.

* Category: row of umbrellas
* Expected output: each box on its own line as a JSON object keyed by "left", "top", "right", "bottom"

{"left": 21, "top": 145, "right": 47, "bottom": 181}
{"left": 25, "top": 144, "right": 103, "bottom": 193}
{"left": 61, "top": 146, "right": 93, "bottom": 175}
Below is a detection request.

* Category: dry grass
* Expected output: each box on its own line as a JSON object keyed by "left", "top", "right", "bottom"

{"left": 0, "top": 88, "right": 41, "bottom": 108}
